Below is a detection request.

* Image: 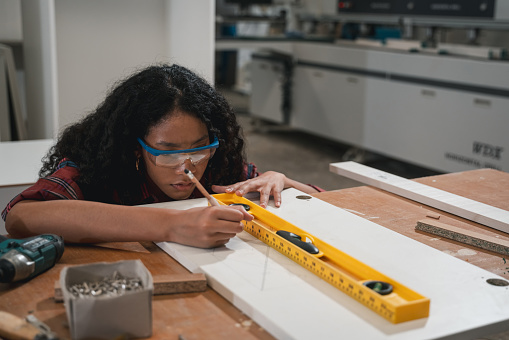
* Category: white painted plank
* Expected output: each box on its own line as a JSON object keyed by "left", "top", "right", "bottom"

{"left": 330, "top": 161, "right": 509, "bottom": 234}
{"left": 150, "top": 189, "right": 509, "bottom": 340}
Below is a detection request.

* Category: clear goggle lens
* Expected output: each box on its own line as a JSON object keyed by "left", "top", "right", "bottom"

{"left": 137, "top": 136, "right": 219, "bottom": 168}
{"left": 151, "top": 148, "right": 216, "bottom": 168}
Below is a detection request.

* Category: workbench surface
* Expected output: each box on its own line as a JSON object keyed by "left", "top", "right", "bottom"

{"left": 318, "top": 168, "right": 509, "bottom": 279}
{"left": 1, "top": 168, "right": 507, "bottom": 339}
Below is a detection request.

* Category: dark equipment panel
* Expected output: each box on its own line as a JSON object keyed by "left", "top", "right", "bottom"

{"left": 337, "top": 0, "right": 495, "bottom": 18}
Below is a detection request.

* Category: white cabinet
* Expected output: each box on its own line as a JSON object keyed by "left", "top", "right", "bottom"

{"left": 291, "top": 65, "right": 365, "bottom": 146}
{"left": 286, "top": 42, "right": 509, "bottom": 173}
{"left": 250, "top": 55, "right": 288, "bottom": 124}
{"left": 364, "top": 79, "right": 509, "bottom": 172}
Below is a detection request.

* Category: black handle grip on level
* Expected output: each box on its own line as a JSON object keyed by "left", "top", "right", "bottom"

{"left": 276, "top": 230, "right": 319, "bottom": 254}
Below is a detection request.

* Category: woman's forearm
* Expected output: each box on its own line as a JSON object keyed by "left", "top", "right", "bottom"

{"left": 5, "top": 199, "right": 251, "bottom": 248}
{"left": 285, "top": 178, "right": 320, "bottom": 194}
{"left": 5, "top": 200, "right": 175, "bottom": 243}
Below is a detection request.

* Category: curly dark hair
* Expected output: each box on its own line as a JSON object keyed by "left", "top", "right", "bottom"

{"left": 40, "top": 64, "right": 247, "bottom": 204}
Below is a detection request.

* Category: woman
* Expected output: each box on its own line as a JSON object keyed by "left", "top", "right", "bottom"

{"left": 2, "top": 64, "right": 321, "bottom": 247}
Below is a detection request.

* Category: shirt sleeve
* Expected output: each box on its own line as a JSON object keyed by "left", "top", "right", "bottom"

{"left": 245, "top": 162, "right": 259, "bottom": 180}
{"left": 1, "top": 162, "right": 84, "bottom": 222}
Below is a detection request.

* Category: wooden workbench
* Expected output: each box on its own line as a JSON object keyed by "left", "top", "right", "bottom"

{"left": 318, "top": 168, "right": 509, "bottom": 280}
{"left": 0, "top": 168, "right": 507, "bottom": 339}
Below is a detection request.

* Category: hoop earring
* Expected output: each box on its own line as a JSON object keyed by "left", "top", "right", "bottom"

{"left": 136, "top": 157, "right": 141, "bottom": 172}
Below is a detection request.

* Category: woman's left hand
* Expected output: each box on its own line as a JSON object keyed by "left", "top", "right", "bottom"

{"left": 212, "top": 171, "right": 287, "bottom": 208}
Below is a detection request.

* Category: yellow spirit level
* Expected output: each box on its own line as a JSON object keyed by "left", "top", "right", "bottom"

{"left": 214, "top": 193, "right": 430, "bottom": 324}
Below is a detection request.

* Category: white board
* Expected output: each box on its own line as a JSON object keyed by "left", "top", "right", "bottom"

{"left": 330, "top": 161, "right": 509, "bottom": 234}
{"left": 0, "top": 139, "right": 54, "bottom": 187}
{"left": 152, "top": 189, "right": 509, "bottom": 340}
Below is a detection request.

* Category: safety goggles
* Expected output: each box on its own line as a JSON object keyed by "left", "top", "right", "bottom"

{"left": 137, "top": 136, "right": 219, "bottom": 168}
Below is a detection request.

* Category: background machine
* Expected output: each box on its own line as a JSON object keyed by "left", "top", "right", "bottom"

{"left": 222, "top": 0, "right": 509, "bottom": 173}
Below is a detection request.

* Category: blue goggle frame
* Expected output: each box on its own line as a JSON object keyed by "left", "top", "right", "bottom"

{"left": 137, "top": 136, "right": 219, "bottom": 156}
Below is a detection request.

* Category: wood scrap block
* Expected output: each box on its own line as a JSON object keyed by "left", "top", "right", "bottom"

{"left": 416, "top": 219, "right": 509, "bottom": 256}
{"left": 54, "top": 273, "right": 207, "bottom": 302}
{"left": 153, "top": 273, "right": 207, "bottom": 295}
{"left": 425, "top": 211, "right": 441, "bottom": 220}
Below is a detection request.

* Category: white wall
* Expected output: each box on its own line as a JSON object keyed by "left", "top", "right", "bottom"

{"left": 54, "top": 0, "right": 168, "bottom": 128}
{"left": 54, "top": 0, "right": 215, "bottom": 132}
{"left": 166, "top": 0, "right": 215, "bottom": 84}
{"left": 0, "top": 0, "right": 22, "bottom": 42}
{"left": 22, "top": 0, "right": 59, "bottom": 140}
{"left": 19, "top": 0, "right": 216, "bottom": 138}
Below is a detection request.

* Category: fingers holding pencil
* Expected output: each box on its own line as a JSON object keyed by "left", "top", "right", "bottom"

{"left": 184, "top": 169, "right": 253, "bottom": 221}
{"left": 173, "top": 169, "right": 253, "bottom": 247}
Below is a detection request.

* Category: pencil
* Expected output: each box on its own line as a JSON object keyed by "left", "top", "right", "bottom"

{"left": 184, "top": 169, "right": 220, "bottom": 206}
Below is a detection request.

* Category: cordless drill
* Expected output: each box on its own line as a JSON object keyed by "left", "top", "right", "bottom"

{"left": 0, "top": 234, "right": 64, "bottom": 283}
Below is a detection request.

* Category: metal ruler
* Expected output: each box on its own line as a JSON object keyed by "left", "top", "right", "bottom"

{"left": 214, "top": 193, "right": 430, "bottom": 324}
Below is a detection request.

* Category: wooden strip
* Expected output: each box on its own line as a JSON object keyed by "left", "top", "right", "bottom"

{"left": 0, "top": 311, "right": 40, "bottom": 340}
{"left": 54, "top": 273, "right": 207, "bottom": 302}
{"left": 330, "top": 161, "right": 509, "bottom": 234}
{"left": 416, "top": 219, "right": 509, "bottom": 256}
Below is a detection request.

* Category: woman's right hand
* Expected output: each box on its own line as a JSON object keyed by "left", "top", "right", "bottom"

{"left": 169, "top": 205, "right": 253, "bottom": 248}
{"left": 5, "top": 200, "right": 252, "bottom": 247}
